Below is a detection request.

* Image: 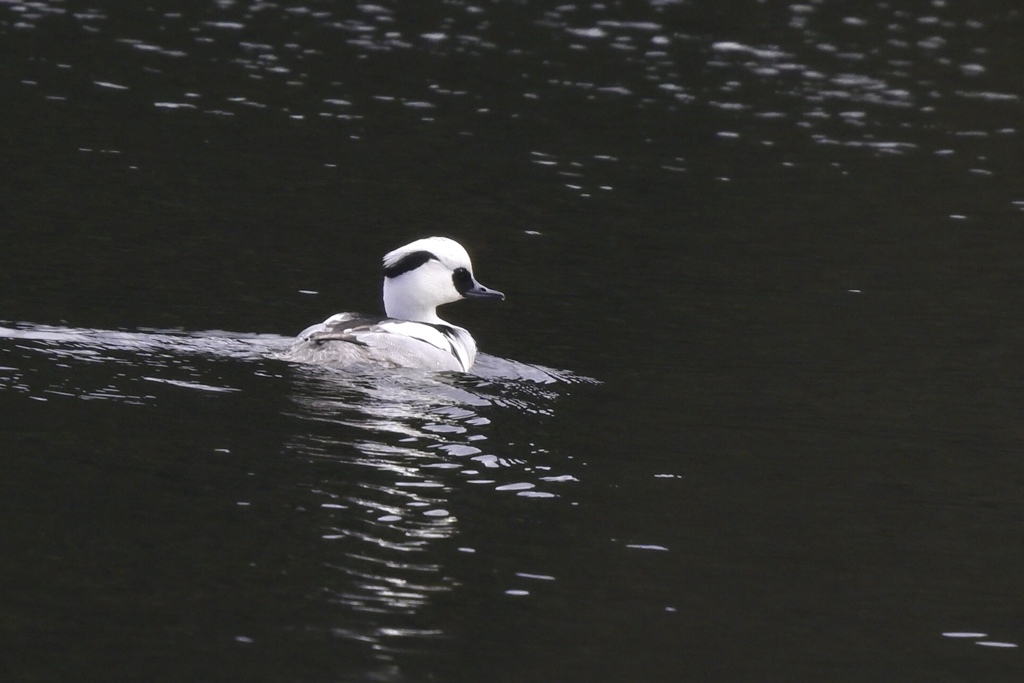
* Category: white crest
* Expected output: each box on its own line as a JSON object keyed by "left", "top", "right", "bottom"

{"left": 382, "top": 236, "right": 473, "bottom": 273}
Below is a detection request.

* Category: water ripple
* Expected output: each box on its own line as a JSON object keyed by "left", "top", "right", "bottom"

{"left": 4, "top": 0, "right": 1020, "bottom": 191}
{"left": 0, "top": 317, "right": 592, "bottom": 663}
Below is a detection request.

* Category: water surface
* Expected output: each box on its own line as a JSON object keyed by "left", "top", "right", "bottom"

{"left": 2, "top": 1, "right": 1023, "bottom": 681}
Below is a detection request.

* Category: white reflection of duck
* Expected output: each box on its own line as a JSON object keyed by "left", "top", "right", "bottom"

{"left": 283, "top": 237, "right": 504, "bottom": 372}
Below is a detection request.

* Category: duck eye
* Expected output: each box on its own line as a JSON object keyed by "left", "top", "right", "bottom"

{"left": 452, "top": 267, "right": 474, "bottom": 294}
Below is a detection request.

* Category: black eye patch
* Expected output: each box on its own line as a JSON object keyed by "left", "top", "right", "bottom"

{"left": 384, "top": 250, "right": 436, "bottom": 278}
{"left": 452, "top": 267, "right": 475, "bottom": 294}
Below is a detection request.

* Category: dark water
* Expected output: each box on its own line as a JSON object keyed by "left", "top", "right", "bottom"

{"left": 2, "top": 1, "right": 1023, "bottom": 681}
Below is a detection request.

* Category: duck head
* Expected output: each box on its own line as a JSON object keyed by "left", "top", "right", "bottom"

{"left": 382, "top": 236, "right": 504, "bottom": 323}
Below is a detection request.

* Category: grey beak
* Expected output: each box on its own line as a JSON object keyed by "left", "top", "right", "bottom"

{"left": 464, "top": 280, "right": 505, "bottom": 301}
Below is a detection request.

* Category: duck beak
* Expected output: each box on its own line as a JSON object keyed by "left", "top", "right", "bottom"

{"left": 464, "top": 280, "right": 505, "bottom": 301}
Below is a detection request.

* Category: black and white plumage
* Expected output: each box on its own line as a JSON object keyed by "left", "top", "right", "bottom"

{"left": 283, "top": 237, "right": 504, "bottom": 372}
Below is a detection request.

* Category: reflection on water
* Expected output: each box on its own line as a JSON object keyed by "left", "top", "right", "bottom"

{"left": 0, "top": 322, "right": 285, "bottom": 401}
{"left": 942, "top": 632, "right": 1019, "bottom": 649}
{"left": 4, "top": 0, "right": 1023, "bottom": 679}
{"left": 285, "top": 358, "right": 591, "bottom": 501}
{"left": 0, "top": 320, "right": 593, "bottom": 668}
{"left": 6, "top": 0, "right": 1020, "bottom": 197}
{"left": 282, "top": 359, "right": 588, "bottom": 666}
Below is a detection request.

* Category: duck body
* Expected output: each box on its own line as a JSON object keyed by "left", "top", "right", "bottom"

{"left": 283, "top": 237, "right": 503, "bottom": 372}
{"left": 288, "top": 312, "right": 478, "bottom": 372}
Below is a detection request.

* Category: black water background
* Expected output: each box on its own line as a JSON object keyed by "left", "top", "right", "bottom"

{"left": 2, "top": 1, "right": 1023, "bottom": 681}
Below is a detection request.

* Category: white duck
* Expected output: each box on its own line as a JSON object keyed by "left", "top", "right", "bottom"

{"left": 283, "top": 237, "right": 504, "bottom": 372}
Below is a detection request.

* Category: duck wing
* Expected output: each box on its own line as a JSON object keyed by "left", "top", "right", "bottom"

{"left": 294, "top": 313, "right": 471, "bottom": 371}
{"left": 299, "top": 313, "right": 386, "bottom": 346}
{"left": 300, "top": 313, "right": 449, "bottom": 352}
